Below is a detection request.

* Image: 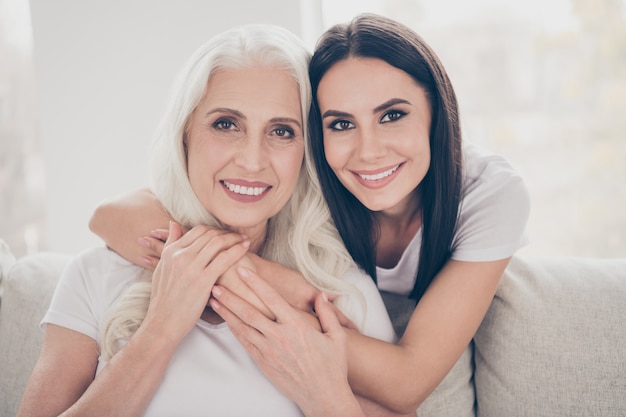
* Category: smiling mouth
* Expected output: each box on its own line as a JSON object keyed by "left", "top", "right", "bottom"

{"left": 357, "top": 164, "right": 401, "bottom": 181}
{"left": 222, "top": 180, "right": 270, "bottom": 196}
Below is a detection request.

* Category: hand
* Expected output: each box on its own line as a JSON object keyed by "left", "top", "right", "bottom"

{"left": 136, "top": 228, "right": 169, "bottom": 269}
{"left": 246, "top": 255, "right": 358, "bottom": 331}
{"left": 247, "top": 254, "right": 318, "bottom": 312}
{"left": 210, "top": 267, "right": 362, "bottom": 416}
{"left": 142, "top": 222, "right": 250, "bottom": 345}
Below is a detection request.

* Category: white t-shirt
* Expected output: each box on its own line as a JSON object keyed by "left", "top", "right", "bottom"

{"left": 377, "top": 143, "right": 531, "bottom": 295}
{"left": 43, "top": 247, "right": 396, "bottom": 417}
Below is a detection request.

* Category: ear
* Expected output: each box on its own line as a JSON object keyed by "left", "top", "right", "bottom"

{"left": 182, "top": 131, "right": 189, "bottom": 156}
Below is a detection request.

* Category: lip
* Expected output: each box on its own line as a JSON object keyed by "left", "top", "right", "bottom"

{"left": 220, "top": 179, "right": 272, "bottom": 203}
{"left": 351, "top": 163, "right": 404, "bottom": 189}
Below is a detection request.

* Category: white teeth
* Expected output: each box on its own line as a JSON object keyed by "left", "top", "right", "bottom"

{"left": 358, "top": 165, "right": 400, "bottom": 181}
{"left": 223, "top": 180, "right": 268, "bottom": 196}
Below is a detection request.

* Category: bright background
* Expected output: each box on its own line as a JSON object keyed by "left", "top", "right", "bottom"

{"left": 1, "top": 0, "right": 625, "bottom": 258}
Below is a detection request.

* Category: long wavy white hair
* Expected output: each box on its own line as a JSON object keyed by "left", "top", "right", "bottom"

{"left": 101, "top": 24, "right": 361, "bottom": 360}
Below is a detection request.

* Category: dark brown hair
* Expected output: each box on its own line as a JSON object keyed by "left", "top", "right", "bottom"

{"left": 308, "top": 13, "right": 463, "bottom": 301}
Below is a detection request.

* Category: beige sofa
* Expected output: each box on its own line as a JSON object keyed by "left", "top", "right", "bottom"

{"left": 1, "top": 238, "right": 625, "bottom": 417}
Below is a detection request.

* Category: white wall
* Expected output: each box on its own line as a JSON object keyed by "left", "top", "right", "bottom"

{"left": 29, "top": 0, "right": 321, "bottom": 255}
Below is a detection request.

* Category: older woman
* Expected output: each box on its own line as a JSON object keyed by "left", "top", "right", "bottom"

{"left": 17, "top": 24, "right": 397, "bottom": 417}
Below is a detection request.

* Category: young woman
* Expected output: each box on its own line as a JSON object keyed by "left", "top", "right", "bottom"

{"left": 90, "top": 14, "right": 530, "bottom": 415}
{"left": 17, "top": 24, "right": 399, "bottom": 417}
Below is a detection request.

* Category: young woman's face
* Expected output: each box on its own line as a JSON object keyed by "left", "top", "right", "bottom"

{"left": 317, "top": 57, "right": 431, "bottom": 215}
{"left": 185, "top": 67, "right": 304, "bottom": 237}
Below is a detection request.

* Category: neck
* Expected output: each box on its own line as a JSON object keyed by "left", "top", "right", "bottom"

{"left": 376, "top": 190, "right": 422, "bottom": 233}
{"left": 229, "top": 223, "right": 268, "bottom": 255}
{"left": 374, "top": 191, "right": 422, "bottom": 268}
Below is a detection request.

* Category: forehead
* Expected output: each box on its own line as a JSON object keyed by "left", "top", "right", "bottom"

{"left": 318, "top": 57, "right": 423, "bottom": 107}
{"left": 199, "top": 66, "right": 302, "bottom": 118}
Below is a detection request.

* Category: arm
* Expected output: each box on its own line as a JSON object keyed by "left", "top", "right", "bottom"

{"left": 213, "top": 258, "right": 509, "bottom": 414}
{"left": 89, "top": 188, "right": 171, "bottom": 269}
{"left": 18, "top": 223, "right": 250, "bottom": 417}
{"left": 345, "top": 258, "right": 509, "bottom": 412}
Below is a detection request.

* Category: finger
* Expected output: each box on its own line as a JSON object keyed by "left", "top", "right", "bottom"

{"left": 237, "top": 267, "right": 296, "bottom": 322}
{"left": 150, "top": 228, "right": 169, "bottom": 242}
{"left": 138, "top": 236, "right": 165, "bottom": 257}
{"left": 211, "top": 284, "right": 277, "bottom": 334}
{"left": 329, "top": 303, "right": 359, "bottom": 332}
{"left": 139, "top": 255, "right": 160, "bottom": 270}
{"left": 314, "top": 292, "right": 344, "bottom": 335}
{"left": 166, "top": 221, "right": 184, "bottom": 246}
{"left": 199, "top": 240, "right": 250, "bottom": 283}
{"left": 209, "top": 297, "right": 267, "bottom": 363}
{"left": 174, "top": 224, "right": 226, "bottom": 248}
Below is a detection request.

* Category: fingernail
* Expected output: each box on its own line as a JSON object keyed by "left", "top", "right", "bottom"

{"left": 212, "top": 286, "right": 223, "bottom": 297}
{"left": 241, "top": 240, "right": 250, "bottom": 248}
{"left": 141, "top": 256, "right": 153, "bottom": 268}
{"left": 321, "top": 292, "right": 329, "bottom": 302}
{"left": 138, "top": 237, "right": 150, "bottom": 247}
{"left": 238, "top": 267, "right": 250, "bottom": 279}
{"left": 150, "top": 230, "right": 161, "bottom": 239}
{"left": 209, "top": 299, "right": 220, "bottom": 310}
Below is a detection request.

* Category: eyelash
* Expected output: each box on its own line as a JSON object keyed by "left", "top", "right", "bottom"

{"left": 380, "top": 110, "right": 407, "bottom": 123}
{"left": 328, "top": 120, "right": 353, "bottom": 131}
{"left": 271, "top": 126, "right": 296, "bottom": 139}
{"left": 212, "top": 118, "right": 296, "bottom": 140}
{"left": 327, "top": 109, "right": 408, "bottom": 131}
{"left": 213, "top": 118, "right": 238, "bottom": 131}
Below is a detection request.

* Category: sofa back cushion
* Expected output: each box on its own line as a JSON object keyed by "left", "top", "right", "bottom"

{"left": 474, "top": 255, "right": 626, "bottom": 417}
{"left": 0, "top": 252, "right": 71, "bottom": 417}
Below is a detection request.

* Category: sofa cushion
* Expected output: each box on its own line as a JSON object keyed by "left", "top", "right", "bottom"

{"left": 0, "top": 252, "right": 71, "bottom": 417}
{"left": 417, "top": 343, "right": 475, "bottom": 417}
{"left": 474, "top": 255, "right": 626, "bottom": 417}
{"left": 0, "top": 239, "right": 17, "bottom": 301}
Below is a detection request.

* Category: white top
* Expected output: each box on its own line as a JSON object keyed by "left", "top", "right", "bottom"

{"left": 377, "top": 143, "right": 531, "bottom": 295}
{"left": 43, "top": 247, "right": 396, "bottom": 417}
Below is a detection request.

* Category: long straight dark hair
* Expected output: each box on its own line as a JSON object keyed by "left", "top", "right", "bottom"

{"left": 308, "top": 14, "right": 463, "bottom": 301}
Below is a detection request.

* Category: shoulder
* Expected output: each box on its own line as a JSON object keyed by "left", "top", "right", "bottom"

{"left": 460, "top": 143, "right": 530, "bottom": 215}
{"left": 45, "top": 247, "right": 147, "bottom": 340}
{"left": 452, "top": 144, "right": 531, "bottom": 261}
{"left": 337, "top": 268, "right": 397, "bottom": 343}
{"left": 65, "top": 247, "right": 144, "bottom": 284}
{"left": 59, "top": 246, "right": 148, "bottom": 315}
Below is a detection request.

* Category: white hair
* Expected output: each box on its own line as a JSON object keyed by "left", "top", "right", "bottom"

{"left": 101, "top": 25, "right": 362, "bottom": 360}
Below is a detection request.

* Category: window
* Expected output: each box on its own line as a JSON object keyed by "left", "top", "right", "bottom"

{"left": 320, "top": 0, "right": 626, "bottom": 257}
{"left": 0, "top": 0, "right": 45, "bottom": 257}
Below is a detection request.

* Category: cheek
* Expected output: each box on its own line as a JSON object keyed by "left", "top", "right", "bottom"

{"left": 323, "top": 139, "right": 352, "bottom": 179}
{"left": 186, "top": 138, "right": 226, "bottom": 184}
{"left": 278, "top": 148, "right": 305, "bottom": 188}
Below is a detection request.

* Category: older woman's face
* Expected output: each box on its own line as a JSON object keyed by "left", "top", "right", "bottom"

{"left": 185, "top": 67, "right": 304, "bottom": 237}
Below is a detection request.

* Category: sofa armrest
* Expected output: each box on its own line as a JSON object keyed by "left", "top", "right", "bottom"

{"left": 0, "top": 252, "right": 71, "bottom": 417}
{"left": 474, "top": 255, "right": 626, "bottom": 417}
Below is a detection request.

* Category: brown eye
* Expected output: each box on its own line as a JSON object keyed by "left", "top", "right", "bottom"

{"left": 380, "top": 110, "right": 407, "bottom": 123}
{"left": 213, "top": 118, "right": 237, "bottom": 131}
{"left": 329, "top": 120, "right": 354, "bottom": 131}
{"left": 273, "top": 127, "right": 295, "bottom": 138}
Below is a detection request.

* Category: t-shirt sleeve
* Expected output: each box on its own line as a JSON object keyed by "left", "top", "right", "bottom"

{"left": 451, "top": 146, "right": 531, "bottom": 262}
{"left": 336, "top": 269, "right": 398, "bottom": 343}
{"left": 41, "top": 250, "right": 101, "bottom": 341}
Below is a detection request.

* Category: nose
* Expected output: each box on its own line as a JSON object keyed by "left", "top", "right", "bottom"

{"left": 355, "top": 127, "right": 386, "bottom": 162}
{"left": 233, "top": 132, "right": 269, "bottom": 172}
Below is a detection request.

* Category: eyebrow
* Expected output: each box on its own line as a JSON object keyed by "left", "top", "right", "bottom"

{"left": 322, "top": 98, "right": 411, "bottom": 120}
{"left": 269, "top": 117, "right": 302, "bottom": 130}
{"left": 205, "top": 109, "right": 302, "bottom": 130}
{"left": 205, "top": 108, "right": 245, "bottom": 119}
